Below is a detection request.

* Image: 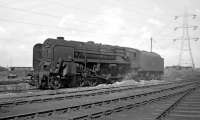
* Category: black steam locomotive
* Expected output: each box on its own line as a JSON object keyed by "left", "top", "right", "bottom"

{"left": 32, "top": 37, "right": 164, "bottom": 89}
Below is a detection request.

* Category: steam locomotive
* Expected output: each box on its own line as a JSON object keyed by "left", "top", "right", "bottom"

{"left": 32, "top": 37, "right": 164, "bottom": 89}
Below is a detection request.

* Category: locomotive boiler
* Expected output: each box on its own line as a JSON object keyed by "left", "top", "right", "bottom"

{"left": 32, "top": 37, "right": 164, "bottom": 89}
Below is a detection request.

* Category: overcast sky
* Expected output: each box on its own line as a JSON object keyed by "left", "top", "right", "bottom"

{"left": 0, "top": 0, "right": 200, "bottom": 67}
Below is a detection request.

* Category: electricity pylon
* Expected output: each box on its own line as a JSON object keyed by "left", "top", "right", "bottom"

{"left": 173, "top": 8, "right": 199, "bottom": 68}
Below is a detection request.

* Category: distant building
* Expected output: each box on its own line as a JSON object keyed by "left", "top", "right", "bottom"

{"left": 165, "top": 65, "right": 193, "bottom": 71}
{"left": 9, "top": 67, "right": 32, "bottom": 71}
{"left": 8, "top": 67, "right": 33, "bottom": 77}
{"left": 0, "top": 66, "right": 8, "bottom": 71}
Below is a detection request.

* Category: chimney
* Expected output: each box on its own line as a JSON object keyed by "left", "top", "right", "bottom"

{"left": 57, "top": 37, "right": 64, "bottom": 40}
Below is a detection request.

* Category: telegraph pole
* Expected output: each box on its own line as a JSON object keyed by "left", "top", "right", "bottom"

{"left": 173, "top": 7, "right": 199, "bottom": 68}
{"left": 150, "top": 37, "right": 153, "bottom": 52}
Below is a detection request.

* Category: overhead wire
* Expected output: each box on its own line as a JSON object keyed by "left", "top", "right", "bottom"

{"left": 0, "top": 0, "right": 175, "bottom": 31}
{"left": 0, "top": 4, "right": 60, "bottom": 18}
{"left": 1, "top": 0, "right": 197, "bottom": 42}
{"left": 0, "top": 2, "right": 102, "bottom": 26}
{"left": 47, "top": 0, "right": 168, "bottom": 19}
{"left": 0, "top": 1, "right": 156, "bottom": 36}
{"left": 0, "top": 17, "right": 91, "bottom": 33}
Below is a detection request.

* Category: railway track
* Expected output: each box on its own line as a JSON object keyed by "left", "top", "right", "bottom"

{"left": 0, "top": 81, "right": 166, "bottom": 99}
{"left": 0, "top": 80, "right": 189, "bottom": 100}
{"left": 1, "top": 80, "right": 193, "bottom": 110}
{"left": 0, "top": 81, "right": 197, "bottom": 120}
{"left": 155, "top": 83, "right": 200, "bottom": 120}
{"left": 0, "top": 80, "right": 192, "bottom": 108}
{"left": 0, "top": 81, "right": 172, "bottom": 108}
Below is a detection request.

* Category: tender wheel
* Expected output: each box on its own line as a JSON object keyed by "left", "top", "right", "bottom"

{"left": 49, "top": 76, "right": 61, "bottom": 89}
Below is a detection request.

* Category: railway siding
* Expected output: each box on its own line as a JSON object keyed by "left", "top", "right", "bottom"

{"left": 155, "top": 84, "right": 200, "bottom": 120}
{"left": 0, "top": 81, "right": 196, "bottom": 120}
{"left": 0, "top": 82, "right": 174, "bottom": 108}
{"left": 35, "top": 82, "right": 196, "bottom": 120}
